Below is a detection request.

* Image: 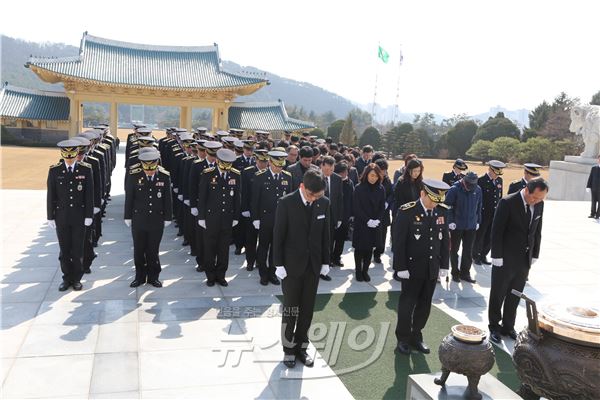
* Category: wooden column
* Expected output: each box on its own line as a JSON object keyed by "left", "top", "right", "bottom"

{"left": 110, "top": 102, "right": 118, "bottom": 138}
{"left": 180, "top": 105, "right": 192, "bottom": 131}
{"left": 68, "top": 96, "right": 80, "bottom": 138}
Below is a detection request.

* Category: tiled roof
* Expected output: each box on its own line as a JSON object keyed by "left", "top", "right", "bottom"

{"left": 26, "top": 33, "right": 268, "bottom": 91}
{"left": 0, "top": 84, "right": 69, "bottom": 121}
{"left": 228, "top": 100, "right": 315, "bottom": 131}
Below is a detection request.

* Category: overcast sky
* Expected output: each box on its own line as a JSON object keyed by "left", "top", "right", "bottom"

{"left": 2, "top": 0, "right": 598, "bottom": 116}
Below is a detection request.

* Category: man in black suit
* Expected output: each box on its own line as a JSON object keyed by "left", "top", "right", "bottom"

{"left": 488, "top": 178, "right": 548, "bottom": 343}
{"left": 442, "top": 158, "right": 468, "bottom": 187}
{"left": 392, "top": 179, "right": 450, "bottom": 355}
{"left": 319, "top": 156, "right": 343, "bottom": 281}
{"left": 507, "top": 163, "right": 542, "bottom": 195}
{"left": 472, "top": 160, "right": 505, "bottom": 265}
{"left": 273, "top": 169, "right": 330, "bottom": 368}
{"left": 355, "top": 145, "right": 373, "bottom": 177}
{"left": 47, "top": 140, "right": 94, "bottom": 291}
{"left": 286, "top": 146, "right": 317, "bottom": 190}
{"left": 586, "top": 155, "right": 600, "bottom": 218}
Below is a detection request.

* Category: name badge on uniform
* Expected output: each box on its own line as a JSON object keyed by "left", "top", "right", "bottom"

{"left": 436, "top": 216, "right": 445, "bottom": 225}
{"left": 77, "top": 183, "right": 83, "bottom": 191}
{"left": 228, "top": 179, "right": 236, "bottom": 185}
{"left": 156, "top": 181, "right": 164, "bottom": 187}
{"left": 317, "top": 214, "right": 325, "bottom": 219}
{"left": 282, "top": 181, "right": 288, "bottom": 186}
{"left": 157, "top": 191, "right": 162, "bottom": 198}
{"left": 76, "top": 175, "right": 85, "bottom": 180}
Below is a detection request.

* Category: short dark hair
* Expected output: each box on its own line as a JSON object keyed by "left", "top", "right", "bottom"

{"left": 362, "top": 145, "right": 374, "bottom": 153}
{"left": 374, "top": 158, "right": 388, "bottom": 171}
{"left": 286, "top": 145, "right": 298, "bottom": 153}
{"left": 303, "top": 168, "right": 326, "bottom": 193}
{"left": 329, "top": 143, "right": 339, "bottom": 151}
{"left": 334, "top": 161, "right": 348, "bottom": 174}
{"left": 333, "top": 153, "right": 344, "bottom": 163}
{"left": 318, "top": 144, "right": 329, "bottom": 156}
{"left": 277, "top": 140, "right": 289, "bottom": 148}
{"left": 321, "top": 156, "right": 335, "bottom": 166}
{"left": 372, "top": 152, "right": 386, "bottom": 163}
{"left": 526, "top": 177, "right": 549, "bottom": 193}
{"left": 299, "top": 146, "right": 313, "bottom": 159}
{"left": 312, "top": 147, "right": 320, "bottom": 157}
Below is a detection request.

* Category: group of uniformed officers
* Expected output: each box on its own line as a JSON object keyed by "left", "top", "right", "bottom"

{"left": 47, "top": 124, "right": 550, "bottom": 362}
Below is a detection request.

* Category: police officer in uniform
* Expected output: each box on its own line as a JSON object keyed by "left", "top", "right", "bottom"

{"left": 252, "top": 150, "right": 292, "bottom": 285}
{"left": 47, "top": 140, "right": 94, "bottom": 291}
{"left": 392, "top": 179, "right": 450, "bottom": 354}
{"left": 124, "top": 150, "right": 172, "bottom": 288}
{"left": 442, "top": 158, "right": 468, "bottom": 187}
{"left": 241, "top": 148, "right": 269, "bottom": 272}
{"left": 232, "top": 140, "right": 255, "bottom": 255}
{"left": 472, "top": 160, "right": 505, "bottom": 265}
{"left": 507, "top": 163, "right": 542, "bottom": 194}
{"left": 197, "top": 149, "right": 241, "bottom": 287}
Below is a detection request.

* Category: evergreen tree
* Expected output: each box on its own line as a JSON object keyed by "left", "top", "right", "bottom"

{"left": 339, "top": 114, "right": 357, "bottom": 145}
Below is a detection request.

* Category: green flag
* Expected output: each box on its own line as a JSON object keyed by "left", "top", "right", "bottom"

{"left": 378, "top": 45, "right": 389, "bottom": 64}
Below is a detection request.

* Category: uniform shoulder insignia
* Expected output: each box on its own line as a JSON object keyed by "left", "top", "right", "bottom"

{"left": 131, "top": 149, "right": 139, "bottom": 154}
{"left": 255, "top": 169, "right": 267, "bottom": 175}
{"left": 230, "top": 168, "right": 240, "bottom": 175}
{"left": 130, "top": 167, "right": 142, "bottom": 174}
{"left": 88, "top": 156, "right": 99, "bottom": 162}
{"left": 436, "top": 203, "right": 450, "bottom": 210}
{"left": 244, "top": 165, "right": 255, "bottom": 171}
{"left": 79, "top": 161, "right": 92, "bottom": 168}
{"left": 193, "top": 159, "right": 203, "bottom": 164}
{"left": 100, "top": 143, "right": 110, "bottom": 149}
{"left": 174, "top": 152, "right": 184, "bottom": 156}
{"left": 129, "top": 163, "right": 141, "bottom": 169}
{"left": 50, "top": 161, "right": 62, "bottom": 168}
{"left": 399, "top": 201, "right": 417, "bottom": 211}
{"left": 282, "top": 170, "right": 292, "bottom": 176}
{"left": 511, "top": 179, "right": 520, "bottom": 184}
{"left": 203, "top": 167, "right": 216, "bottom": 174}
{"left": 158, "top": 166, "right": 170, "bottom": 176}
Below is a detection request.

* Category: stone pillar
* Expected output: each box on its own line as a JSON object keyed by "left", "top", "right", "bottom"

{"left": 110, "top": 102, "right": 118, "bottom": 138}
{"left": 212, "top": 107, "right": 219, "bottom": 132}
{"left": 180, "top": 105, "right": 192, "bottom": 131}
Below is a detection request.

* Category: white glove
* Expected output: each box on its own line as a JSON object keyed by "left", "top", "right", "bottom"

{"left": 586, "top": 188, "right": 591, "bottom": 193}
{"left": 198, "top": 219, "right": 206, "bottom": 229}
{"left": 164, "top": 221, "right": 171, "bottom": 227}
{"left": 492, "top": 258, "right": 503, "bottom": 267}
{"left": 448, "top": 223, "right": 456, "bottom": 230}
{"left": 232, "top": 220, "right": 238, "bottom": 227}
{"left": 93, "top": 207, "right": 100, "bottom": 215}
{"left": 385, "top": 202, "right": 389, "bottom": 209}
{"left": 124, "top": 219, "right": 131, "bottom": 227}
{"left": 372, "top": 219, "right": 381, "bottom": 227}
{"left": 184, "top": 199, "right": 190, "bottom": 206}
{"left": 320, "top": 264, "right": 330, "bottom": 276}
{"left": 476, "top": 223, "right": 480, "bottom": 230}
{"left": 531, "top": 258, "right": 538, "bottom": 265}
{"left": 336, "top": 221, "right": 342, "bottom": 229}
{"left": 191, "top": 207, "right": 198, "bottom": 216}
{"left": 101, "top": 199, "right": 105, "bottom": 205}
{"left": 275, "top": 266, "right": 287, "bottom": 280}
{"left": 241, "top": 211, "right": 251, "bottom": 218}
{"left": 173, "top": 188, "right": 179, "bottom": 193}
{"left": 84, "top": 218, "right": 93, "bottom": 226}
{"left": 367, "top": 219, "right": 376, "bottom": 228}
{"left": 48, "top": 220, "right": 56, "bottom": 229}
{"left": 439, "top": 269, "right": 448, "bottom": 279}
{"left": 178, "top": 195, "right": 183, "bottom": 201}
{"left": 396, "top": 270, "right": 410, "bottom": 279}
{"left": 253, "top": 220, "right": 260, "bottom": 230}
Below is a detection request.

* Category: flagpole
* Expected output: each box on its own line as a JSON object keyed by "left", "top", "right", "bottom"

{"left": 393, "top": 45, "right": 403, "bottom": 124}
{"left": 371, "top": 71, "right": 378, "bottom": 125}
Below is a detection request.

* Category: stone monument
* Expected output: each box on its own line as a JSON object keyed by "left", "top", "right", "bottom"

{"left": 548, "top": 104, "right": 600, "bottom": 200}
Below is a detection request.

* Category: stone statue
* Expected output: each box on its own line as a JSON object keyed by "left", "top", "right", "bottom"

{"left": 570, "top": 105, "right": 600, "bottom": 158}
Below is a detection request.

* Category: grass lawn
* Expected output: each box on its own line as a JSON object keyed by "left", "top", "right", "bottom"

{"left": 311, "top": 291, "right": 520, "bottom": 400}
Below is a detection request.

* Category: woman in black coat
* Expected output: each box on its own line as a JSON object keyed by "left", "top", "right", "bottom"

{"left": 373, "top": 158, "right": 394, "bottom": 264}
{"left": 352, "top": 163, "right": 385, "bottom": 282}
{"left": 393, "top": 158, "right": 424, "bottom": 214}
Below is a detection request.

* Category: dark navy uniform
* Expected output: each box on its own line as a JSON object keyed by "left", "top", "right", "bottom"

{"left": 472, "top": 172, "right": 503, "bottom": 263}
{"left": 47, "top": 159, "right": 94, "bottom": 287}
{"left": 392, "top": 199, "right": 449, "bottom": 349}
{"left": 124, "top": 166, "right": 172, "bottom": 286}
{"left": 442, "top": 171, "right": 464, "bottom": 187}
{"left": 197, "top": 156, "right": 241, "bottom": 286}
{"left": 507, "top": 178, "right": 526, "bottom": 195}
{"left": 251, "top": 168, "right": 292, "bottom": 283}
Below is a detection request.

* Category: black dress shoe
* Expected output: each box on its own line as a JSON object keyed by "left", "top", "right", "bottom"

{"left": 396, "top": 341, "right": 411, "bottom": 355}
{"left": 296, "top": 350, "right": 314, "bottom": 367}
{"left": 489, "top": 330, "right": 502, "bottom": 343}
{"left": 362, "top": 271, "right": 371, "bottom": 282}
{"left": 412, "top": 340, "right": 430, "bottom": 354}
{"left": 392, "top": 272, "right": 402, "bottom": 282}
{"left": 190, "top": 251, "right": 196, "bottom": 257}
{"left": 355, "top": 271, "right": 364, "bottom": 282}
{"left": 373, "top": 256, "right": 382, "bottom": 264}
{"left": 246, "top": 264, "right": 254, "bottom": 271}
{"left": 207, "top": 280, "right": 215, "bottom": 287}
{"left": 461, "top": 275, "right": 477, "bottom": 284}
{"left": 452, "top": 275, "right": 461, "bottom": 283}
{"left": 234, "top": 248, "right": 242, "bottom": 255}
{"left": 149, "top": 280, "right": 162, "bottom": 288}
{"left": 283, "top": 355, "right": 296, "bottom": 368}
{"left": 72, "top": 282, "right": 83, "bottom": 291}
{"left": 589, "top": 214, "right": 596, "bottom": 218}
{"left": 92, "top": 242, "right": 98, "bottom": 248}
{"left": 502, "top": 329, "right": 518, "bottom": 340}
{"left": 332, "top": 260, "right": 344, "bottom": 267}
{"left": 260, "top": 277, "right": 269, "bottom": 286}
{"left": 129, "top": 279, "right": 142, "bottom": 288}
{"left": 176, "top": 232, "right": 183, "bottom": 237}
{"left": 182, "top": 240, "right": 189, "bottom": 246}
{"left": 217, "top": 278, "right": 228, "bottom": 287}
{"left": 320, "top": 274, "right": 332, "bottom": 281}
{"left": 196, "top": 265, "right": 205, "bottom": 273}
{"left": 481, "top": 257, "right": 492, "bottom": 265}
{"left": 58, "top": 281, "right": 71, "bottom": 291}
{"left": 269, "top": 276, "right": 280, "bottom": 285}
{"left": 83, "top": 268, "right": 91, "bottom": 274}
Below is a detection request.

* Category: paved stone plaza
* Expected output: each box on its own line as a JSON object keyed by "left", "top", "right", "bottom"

{"left": 1, "top": 149, "right": 599, "bottom": 399}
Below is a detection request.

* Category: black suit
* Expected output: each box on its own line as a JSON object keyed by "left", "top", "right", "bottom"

{"left": 324, "top": 173, "right": 343, "bottom": 259}
{"left": 507, "top": 178, "right": 526, "bottom": 195}
{"left": 286, "top": 162, "right": 317, "bottom": 191}
{"left": 241, "top": 165, "right": 263, "bottom": 268}
{"left": 488, "top": 191, "right": 543, "bottom": 333}
{"left": 473, "top": 173, "right": 502, "bottom": 262}
{"left": 124, "top": 168, "right": 172, "bottom": 282}
{"left": 587, "top": 164, "right": 600, "bottom": 217}
{"left": 332, "top": 178, "right": 354, "bottom": 263}
{"left": 392, "top": 200, "right": 449, "bottom": 344}
{"left": 273, "top": 190, "right": 330, "bottom": 355}
{"left": 355, "top": 157, "right": 371, "bottom": 177}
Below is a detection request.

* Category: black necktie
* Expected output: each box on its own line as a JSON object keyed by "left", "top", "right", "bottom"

{"left": 526, "top": 205, "right": 532, "bottom": 227}
{"left": 68, "top": 166, "right": 73, "bottom": 174}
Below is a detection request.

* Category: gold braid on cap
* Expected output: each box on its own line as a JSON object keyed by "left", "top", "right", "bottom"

{"left": 141, "top": 160, "right": 159, "bottom": 171}
{"left": 217, "top": 160, "right": 232, "bottom": 171}
{"left": 270, "top": 157, "right": 286, "bottom": 167}
{"left": 60, "top": 147, "right": 79, "bottom": 159}
{"left": 524, "top": 166, "right": 540, "bottom": 176}
{"left": 490, "top": 165, "right": 504, "bottom": 175}
{"left": 424, "top": 184, "right": 447, "bottom": 203}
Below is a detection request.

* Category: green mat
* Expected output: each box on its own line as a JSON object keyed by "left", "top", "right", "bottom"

{"left": 309, "top": 291, "right": 520, "bottom": 400}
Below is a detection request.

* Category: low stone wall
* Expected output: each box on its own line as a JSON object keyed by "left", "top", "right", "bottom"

{"left": 548, "top": 156, "right": 595, "bottom": 201}
{"left": 1, "top": 127, "right": 68, "bottom": 146}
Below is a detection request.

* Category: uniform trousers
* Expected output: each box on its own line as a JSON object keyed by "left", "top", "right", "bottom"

{"left": 591, "top": 191, "right": 600, "bottom": 217}
{"left": 257, "top": 221, "right": 275, "bottom": 279}
{"left": 56, "top": 218, "right": 85, "bottom": 283}
{"left": 488, "top": 264, "right": 528, "bottom": 333}
{"left": 244, "top": 216, "right": 258, "bottom": 268}
{"left": 132, "top": 221, "right": 164, "bottom": 282}
{"left": 472, "top": 215, "right": 493, "bottom": 261}
{"left": 395, "top": 277, "right": 437, "bottom": 343}
{"left": 203, "top": 220, "right": 232, "bottom": 280}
